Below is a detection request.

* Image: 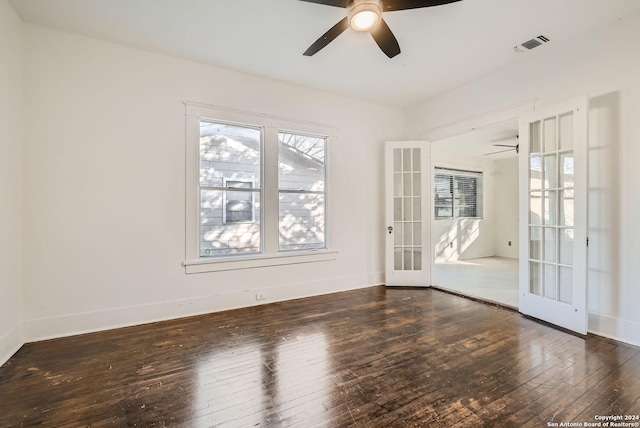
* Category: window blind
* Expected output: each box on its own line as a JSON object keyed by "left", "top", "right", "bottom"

{"left": 434, "top": 167, "right": 482, "bottom": 219}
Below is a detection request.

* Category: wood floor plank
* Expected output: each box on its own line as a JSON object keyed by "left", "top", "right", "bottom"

{"left": 1, "top": 287, "right": 639, "bottom": 427}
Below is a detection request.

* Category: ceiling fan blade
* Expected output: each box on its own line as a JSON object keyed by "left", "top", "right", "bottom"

{"left": 484, "top": 148, "right": 515, "bottom": 156}
{"left": 298, "top": 0, "right": 349, "bottom": 7}
{"left": 303, "top": 17, "right": 350, "bottom": 56}
{"left": 370, "top": 18, "right": 401, "bottom": 58}
{"left": 492, "top": 144, "right": 517, "bottom": 148}
{"left": 382, "top": 0, "right": 462, "bottom": 12}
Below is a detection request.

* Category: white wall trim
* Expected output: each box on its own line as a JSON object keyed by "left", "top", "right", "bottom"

{"left": 417, "top": 99, "right": 536, "bottom": 142}
{"left": 368, "top": 271, "right": 385, "bottom": 286}
{"left": 588, "top": 312, "right": 640, "bottom": 348}
{"left": 24, "top": 275, "right": 375, "bottom": 342}
{"left": 0, "top": 323, "right": 24, "bottom": 367}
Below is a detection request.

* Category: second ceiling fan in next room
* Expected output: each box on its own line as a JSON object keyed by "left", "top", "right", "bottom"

{"left": 300, "top": 0, "right": 463, "bottom": 58}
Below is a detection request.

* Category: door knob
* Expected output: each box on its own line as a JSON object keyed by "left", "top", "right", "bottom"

{"left": 387, "top": 226, "right": 393, "bottom": 234}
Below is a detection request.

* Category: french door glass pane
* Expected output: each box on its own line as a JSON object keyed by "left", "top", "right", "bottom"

{"left": 530, "top": 120, "right": 542, "bottom": 154}
{"left": 403, "top": 198, "right": 412, "bottom": 221}
{"left": 413, "top": 223, "right": 422, "bottom": 246}
{"left": 561, "top": 153, "right": 575, "bottom": 188}
{"left": 560, "top": 190, "right": 574, "bottom": 226}
{"left": 404, "top": 249, "right": 412, "bottom": 270}
{"left": 414, "top": 250, "right": 422, "bottom": 270}
{"left": 413, "top": 197, "right": 421, "bottom": 221}
{"left": 559, "top": 267, "right": 573, "bottom": 304}
{"left": 413, "top": 173, "right": 421, "bottom": 195}
{"left": 543, "top": 191, "right": 557, "bottom": 225}
{"left": 403, "top": 223, "right": 412, "bottom": 245}
{"left": 543, "top": 228, "right": 556, "bottom": 263}
{"left": 394, "top": 249, "right": 402, "bottom": 270}
{"left": 394, "top": 223, "right": 402, "bottom": 245}
{"left": 559, "top": 228, "right": 574, "bottom": 265}
{"left": 530, "top": 227, "right": 542, "bottom": 260}
{"left": 393, "top": 149, "right": 402, "bottom": 172}
{"left": 412, "top": 148, "right": 420, "bottom": 171}
{"left": 530, "top": 191, "right": 542, "bottom": 225}
{"left": 544, "top": 154, "right": 557, "bottom": 189}
{"left": 530, "top": 261, "right": 542, "bottom": 295}
{"left": 544, "top": 117, "right": 557, "bottom": 152}
{"left": 544, "top": 264, "right": 557, "bottom": 300}
{"left": 403, "top": 148, "right": 411, "bottom": 170}
{"left": 403, "top": 173, "right": 412, "bottom": 196}
{"left": 530, "top": 156, "right": 542, "bottom": 189}
{"left": 559, "top": 112, "right": 574, "bottom": 149}
{"left": 394, "top": 198, "right": 401, "bottom": 220}
{"left": 394, "top": 173, "right": 402, "bottom": 197}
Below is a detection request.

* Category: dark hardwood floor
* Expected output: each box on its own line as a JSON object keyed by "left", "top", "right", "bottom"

{"left": 1, "top": 287, "right": 639, "bottom": 427}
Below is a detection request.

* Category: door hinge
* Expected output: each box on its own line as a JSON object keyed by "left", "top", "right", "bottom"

{"left": 586, "top": 237, "right": 589, "bottom": 246}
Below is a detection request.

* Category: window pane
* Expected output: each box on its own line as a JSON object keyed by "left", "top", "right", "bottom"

{"left": 544, "top": 117, "right": 557, "bottom": 152}
{"left": 559, "top": 267, "right": 573, "bottom": 304}
{"left": 200, "top": 190, "right": 261, "bottom": 257}
{"left": 530, "top": 155, "right": 542, "bottom": 190}
{"left": 544, "top": 154, "right": 557, "bottom": 189}
{"left": 561, "top": 153, "right": 574, "bottom": 188}
{"left": 559, "top": 112, "right": 574, "bottom": 149}
{"left": 412, "top": 148, "right": 421, "bottom": 171}
{"left": 530, "top": 227, "right": 542, "bottom": 261}
{"left": 278, "top": 133, "right": 325, "bottom": 191}
{"left": 544, "top": 264, "right": 557, "bottom": 300}
{"left": 543, "top": 227, "right": 556, "bottom": 263}
{"left": 530, "top": 120, "right": 541, "bottom": 154}
{"left": 279, "top": 193, "right": 325, "bottom": 251}
{"left": 434, "top": 170, "right": 481, "bottom": 219}
{"left": 530, "top": 261, "right": 542, "bottom": 295}
{"left": 530, "top": 191, "right": 542, "bottom": 225}
{"left": 200, "top": 121, "right": 261, "bottom": 188}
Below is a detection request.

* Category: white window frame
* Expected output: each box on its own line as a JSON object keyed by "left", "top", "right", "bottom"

{"left": 183, "top": 102, "right": 338, "bottom": 274}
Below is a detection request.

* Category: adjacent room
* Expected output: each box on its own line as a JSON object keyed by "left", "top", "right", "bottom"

{"left": 431, "top": 121, "right": 520, "bottom": 307}
{"left": 2, "top": 0, "right": 640, "bottom": 425}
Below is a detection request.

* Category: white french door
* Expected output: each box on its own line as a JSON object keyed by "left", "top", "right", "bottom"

{"left": 518, "top": 96, "right": 588, "bottom": 334}
{"left": 385, "top": 141, "right": 431, "bottom": 287}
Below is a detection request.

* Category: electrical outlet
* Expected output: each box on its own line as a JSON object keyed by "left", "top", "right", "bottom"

{"left": 256, "top": 291, "right": 267, "bottom": 301}
{"left": 508, "top": 241, "right": 512, "bottom": 246}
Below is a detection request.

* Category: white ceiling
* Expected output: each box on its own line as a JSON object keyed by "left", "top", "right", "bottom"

{"left": 9, "top": 0, "right": 640, "bottom": 108}
{"left": 432, "top": 120, "right": 519, "bottom": 160}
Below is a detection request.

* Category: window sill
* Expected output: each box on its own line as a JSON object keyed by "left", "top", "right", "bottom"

{"left": 183, "top": 250, "right": 338, "bottom": 274}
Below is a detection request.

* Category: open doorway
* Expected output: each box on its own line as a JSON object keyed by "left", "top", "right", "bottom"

{"left": 431, "top": 121, "right": 519, "bottom": 308}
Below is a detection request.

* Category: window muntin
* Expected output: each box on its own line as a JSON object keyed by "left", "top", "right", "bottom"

{"left": 199, "top": 120, "right": 262, "bottom": 257}
{"left": 278, "top": 132, "right": 327, "bottom": 252}
{"left": 434, "top": 167, "right": 482, "bottom": 219}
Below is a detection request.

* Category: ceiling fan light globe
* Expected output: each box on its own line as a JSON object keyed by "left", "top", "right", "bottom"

{"left": 351, "top": 10, "right": 379, "bottom": 31}
{"left": 348, "top": 1, "right": 382, "bottom": 32}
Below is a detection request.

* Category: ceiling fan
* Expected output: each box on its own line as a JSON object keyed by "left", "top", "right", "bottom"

{"left": 484, "top": 135, "right": 520, "bottom": 156}
{"left": 300, "top": 0, "right": 463, "bottom": 58}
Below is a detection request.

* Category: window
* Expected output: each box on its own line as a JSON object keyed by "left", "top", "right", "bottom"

{"left": 199, "top": 121, "right": 261, "bottom": 257}
{"left": 278, "top": 132, "right": 327, "bottom": 251}
{"left": 184, "top": 102, "right": 335, "bottom": 272}
{"left": 434, "top": 167, "right": 483, "bottom": 219}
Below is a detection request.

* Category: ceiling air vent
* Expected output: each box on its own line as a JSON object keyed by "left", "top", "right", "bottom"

{"left": 513, "top": 35, "right": 550, "bottom": 53}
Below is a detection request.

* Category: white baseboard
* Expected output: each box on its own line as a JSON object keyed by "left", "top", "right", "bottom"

{"left": 0, "top": 323, "right": 24, "bottom": 367}
{"left": 588, "top": 312, "right": 640, "bottom": 348}
{"left": 25, "top": 274, "right": 376, "bottom": 342}
{"left": 367, "top": 271, "right": 385, "bottom": 286}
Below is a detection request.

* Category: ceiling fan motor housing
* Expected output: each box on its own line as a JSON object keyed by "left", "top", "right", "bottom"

{"left": 347, "top": 0, "right": 382, "bottom": 31}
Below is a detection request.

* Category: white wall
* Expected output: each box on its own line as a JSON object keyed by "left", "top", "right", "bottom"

{"left": 431, "top": 152, "right": 495, "bottom": 262}
{"left": 493, "top": 157, "right": 519, "bottom": 258}
{"left": 22, "top": 25, "right": 404, "bottom": 341}
{"left": 0, "top": 0, "right": 24, "bottom": 366}
{"left": 407, "top": 13, "right": 640, "bottom": 346}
